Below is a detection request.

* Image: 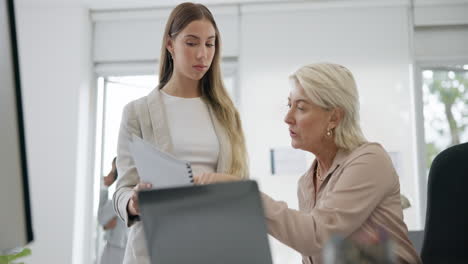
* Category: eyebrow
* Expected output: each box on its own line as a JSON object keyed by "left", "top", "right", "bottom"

{"left": 184, "top": 34, "right": 216, "bottom": 40}
{"left": 288, "top": 98, "right": 310, "bottom": 104}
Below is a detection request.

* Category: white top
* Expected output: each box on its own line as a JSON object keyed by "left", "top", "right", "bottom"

{"left": 161, "top": 91, "right": 220, "bottom": 175}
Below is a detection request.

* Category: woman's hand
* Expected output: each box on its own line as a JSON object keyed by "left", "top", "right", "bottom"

{"left": 127, "top": 182, "right": 152, "bottom": 217}
{"left": 193, "top": 173, "right": 241, "bottom": 185}
{"left": 103, "top": 217, "right": 117, "bottom": 230}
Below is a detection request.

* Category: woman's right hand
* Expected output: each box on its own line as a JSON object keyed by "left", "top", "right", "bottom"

{"left": 127, "top": 182, "right": 152, "bottom": 217}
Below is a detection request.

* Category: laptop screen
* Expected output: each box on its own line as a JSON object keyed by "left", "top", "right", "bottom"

{"left": 138, "top": 181, "right": 273, "bottom": 264}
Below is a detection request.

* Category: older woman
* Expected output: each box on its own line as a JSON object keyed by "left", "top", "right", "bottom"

{"left": 195, "top": 63, "right": 421, "bottom": 264}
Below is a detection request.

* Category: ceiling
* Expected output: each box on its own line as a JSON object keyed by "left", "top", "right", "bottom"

{"left": 15, "top": 0, "right": 299, "bottom": 10}
{"left": 85, "top": 0, "right": 297, "bottom": 10}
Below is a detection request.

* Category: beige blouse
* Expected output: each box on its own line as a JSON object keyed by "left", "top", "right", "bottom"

{"left": 261, "top": 143, "right": 421, "bottom": 264}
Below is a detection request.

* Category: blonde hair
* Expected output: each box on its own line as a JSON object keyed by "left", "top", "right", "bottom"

{"left": 290, "top": 63, "right": 367, "bottom": 151}
{"left": 158, "top": 2, "right": 249, "bottom": 178}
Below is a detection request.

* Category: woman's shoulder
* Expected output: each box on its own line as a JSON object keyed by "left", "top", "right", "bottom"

{"left": 121, "top": 96, "right": 145, "bottom": 120}
{"left": 126, "top": 89, "right": 157, "bottom": 108}
{"left": 343, "top": 142, "right": 394, "bottom": 171}
{"left": 349, "top": 142, "right": 388, "bottom": 158}
{"left": 122, "top": 89, "right": 158, "bottom": 117}
{"left": 342, "top": 142, "right": 397, "bottom": 182}
{"left": 125, "top": 96, "right": 145, "bottom": 108}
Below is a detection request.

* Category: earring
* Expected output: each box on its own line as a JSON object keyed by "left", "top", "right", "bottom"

{"left": 326, "top": 128, "right": 332, "bottom": 137}
{"left": 168, "top": 53, "right": 173, "bottom": 67}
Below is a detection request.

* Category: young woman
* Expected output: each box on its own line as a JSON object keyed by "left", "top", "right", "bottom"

{"left": 112, "top": 3, "right": 249, "bottom": 263}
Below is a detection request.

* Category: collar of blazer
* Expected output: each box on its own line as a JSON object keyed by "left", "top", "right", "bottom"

{"left": 145, "top": 88, "right": 232, "bottom": 173}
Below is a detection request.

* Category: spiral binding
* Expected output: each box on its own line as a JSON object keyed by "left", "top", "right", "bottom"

{"left": 187, "top": 163, "right": 194, "bottom": 183}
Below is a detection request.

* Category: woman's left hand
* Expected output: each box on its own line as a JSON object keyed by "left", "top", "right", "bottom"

{"left": 193, "top": 173, "right": 240, "bottom": 185}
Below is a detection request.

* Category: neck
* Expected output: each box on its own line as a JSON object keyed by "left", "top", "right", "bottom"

{"left": 314, "top": 143, "right": 338, "bottom": 174}
{"left": 163, "top": 72, "right": 201, "bottom": 98}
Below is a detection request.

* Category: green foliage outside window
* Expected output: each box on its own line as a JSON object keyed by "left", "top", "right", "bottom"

{"left": 423, "top": 69, "right": 468, "bottom": 170}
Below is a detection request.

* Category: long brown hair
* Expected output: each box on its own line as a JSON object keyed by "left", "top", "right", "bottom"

{"left": 158, "top": 2, "right": 249, "bottom": 178}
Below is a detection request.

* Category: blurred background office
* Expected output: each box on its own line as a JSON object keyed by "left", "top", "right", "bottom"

{"left": 12, "top": 0, "right": 468, "bottom": 263}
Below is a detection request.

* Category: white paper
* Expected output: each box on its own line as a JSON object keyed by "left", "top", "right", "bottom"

{"left": 129, "top": 134, "right": 194, "bottom": 189}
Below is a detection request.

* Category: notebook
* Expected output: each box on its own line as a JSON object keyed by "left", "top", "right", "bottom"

{"left": 129, "top": 134, "right": 194, "bottom": 189}
{"left": 138, "top": 181, "right": 273, "bottom": 264}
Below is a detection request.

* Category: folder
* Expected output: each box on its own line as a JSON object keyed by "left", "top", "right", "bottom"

{"left": 129, "top": 134, "right": 194, "bottom": 189}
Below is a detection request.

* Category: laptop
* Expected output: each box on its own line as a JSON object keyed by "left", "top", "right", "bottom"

{"left": 138, "top": 180, "right": 273, "bottom": 264}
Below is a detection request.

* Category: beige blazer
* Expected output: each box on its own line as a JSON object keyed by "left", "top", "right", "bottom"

{"left": 113, "top": 89, "right": 232, "bottom": 264}
{"left": 261, "top": 143, "right": 422, "bottom": 264}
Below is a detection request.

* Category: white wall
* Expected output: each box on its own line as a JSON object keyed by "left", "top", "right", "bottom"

{"left": 15, "top": 2, "right": 92, "bottom": 263}
{"left": 238, "top": 2, "right": 419, "bottom": 262}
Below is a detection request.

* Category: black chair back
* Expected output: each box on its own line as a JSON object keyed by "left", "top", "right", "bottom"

{"left": 421, "top": 142, "right": 468, "bottom": 264}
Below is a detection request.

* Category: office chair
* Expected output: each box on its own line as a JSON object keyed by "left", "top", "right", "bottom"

{"left": 421, "top": 142, "right": 468, "bottom": 264}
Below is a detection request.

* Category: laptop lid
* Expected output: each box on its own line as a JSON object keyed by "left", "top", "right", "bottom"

{"left": 138, "top": 180, "right": 273, "bottom": 264}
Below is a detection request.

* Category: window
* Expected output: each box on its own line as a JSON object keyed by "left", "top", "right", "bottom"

{"left": 92, "top": 75, "right": 155, "bottom": 263}
{"left": 421, "top": 66, "right": 468, "bottom": 173}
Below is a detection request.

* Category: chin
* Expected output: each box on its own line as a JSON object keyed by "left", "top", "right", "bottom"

{"left": 190, "top": 73, "right": 206, "bottom": 81}
{"left": 290, "top": 140, "right": 301, "bottom": 149}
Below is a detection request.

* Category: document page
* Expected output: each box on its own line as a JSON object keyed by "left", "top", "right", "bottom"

{"left": 129, "top": 134, "right": 194, "bottom": 189}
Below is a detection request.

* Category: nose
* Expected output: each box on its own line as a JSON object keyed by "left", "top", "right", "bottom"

{"left": 197, "top": 45, "right": 208, "bottom": 60}
{"left": 284, "top": 108, "right": 294, "bottom": 125}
